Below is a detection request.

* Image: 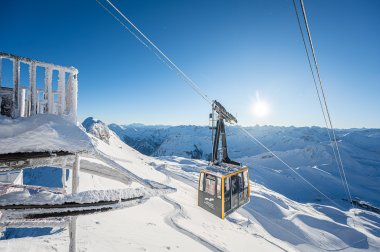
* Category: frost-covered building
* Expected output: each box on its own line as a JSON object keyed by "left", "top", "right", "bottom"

{"left": 0, "top": 51, "right": 78, "bottom": 122}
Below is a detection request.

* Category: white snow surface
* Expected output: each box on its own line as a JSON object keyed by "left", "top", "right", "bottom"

{"left": 0, "top": 118, "right": 379, "bottom": 251}
{"left": 0, "top": 114, "right": 93, "bottom": 154}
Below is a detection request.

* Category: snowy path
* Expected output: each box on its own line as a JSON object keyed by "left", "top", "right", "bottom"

{"left": 161, "top": 195, "right": 225, "bottom": 252}
{"left": 157, "top": 172, "right": 225, "bottom": 252}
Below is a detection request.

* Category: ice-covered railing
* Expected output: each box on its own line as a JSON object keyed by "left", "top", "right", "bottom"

{"left": 0, "top": 51, "right": 78, "bottom": 122}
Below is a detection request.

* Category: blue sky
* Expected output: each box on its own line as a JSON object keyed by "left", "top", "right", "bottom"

{"left": 1, "top": 0, "right": 379, "bottom": 128}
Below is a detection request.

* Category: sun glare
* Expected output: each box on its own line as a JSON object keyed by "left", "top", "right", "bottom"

{"left": 251, "top": 91, "right": 270, "bottom": 117}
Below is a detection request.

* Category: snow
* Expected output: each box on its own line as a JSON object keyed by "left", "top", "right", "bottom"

{"left": 0, "top": 117, "right": 379, "bottom": 251}
{"left": 111, "top": 124, "right": 380, "bottom": 207}
{"left": 0, "top": 187, "right": 173, "bottom": 206}
{"left": 0, "top": 114, "right": 92, "bottom": 154}
{"left": 0, "top": 170, "right": 23, "bottom": 194}
{"left": 82, "top": 117, "right": 111, "bottom": 144}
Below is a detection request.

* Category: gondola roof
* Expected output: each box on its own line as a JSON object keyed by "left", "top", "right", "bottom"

{"left": 201, "top": 164, "right": 248, "bottom": 177}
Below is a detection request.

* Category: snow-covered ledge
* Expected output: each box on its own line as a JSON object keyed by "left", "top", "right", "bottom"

{"left": 0, "top": 51, "right": 78, "bottom": 123}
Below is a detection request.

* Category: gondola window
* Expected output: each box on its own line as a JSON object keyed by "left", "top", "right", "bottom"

{"left": 205, "top": 175, "right": 216, "bottom": 196}
{"left": 216, "top": 177, "right": 222, "bottom": 199}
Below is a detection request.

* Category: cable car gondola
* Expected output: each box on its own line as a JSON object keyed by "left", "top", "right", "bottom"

{"left": 198, "top": 101, "right": 250, "bottom": 219}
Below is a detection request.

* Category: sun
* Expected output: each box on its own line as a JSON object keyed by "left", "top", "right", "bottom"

{"left": 252, "top": 100, "right": 269, "bottom": 117}
{"left": 251, "top": 91, "right": 270, "bottom": 117}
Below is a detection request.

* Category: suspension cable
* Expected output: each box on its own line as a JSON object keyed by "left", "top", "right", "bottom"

{"left": 95, "top": 0, "right": 343, "bottom": 209}
{"left": 291, "top": 0, "right": 351, "bottom": 204}
{"left": 298, "top": 0, "right": 354, "bottom": 209}
{"left": 97, "top": 0, "right": 212, "bottom": 105}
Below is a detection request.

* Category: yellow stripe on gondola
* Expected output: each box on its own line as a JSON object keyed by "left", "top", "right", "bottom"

{"left": 199, "top": 167, "right": 248, "bottom": 178}
{"left": 197, "top": 173, "right": 201, "bottom": 206}
{"left": 248, "top": 171, "right": 251, "bottom": 198}
{"left": 223, "top": 167, "right": 249, "bottom": 178}
{"left": 221, "top": 176, "right": 225, "bottom": 219}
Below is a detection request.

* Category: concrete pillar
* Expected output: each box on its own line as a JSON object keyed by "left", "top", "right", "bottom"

{"left": 72, "top": 154, "right": 80, "bottom": 194}
{"left": 44, "top": 66, "right": 53, "bottom": 113}
{"left": 12, "top": 59, "right": 20, "bottom": 117}
{"left": 58, "top": 70, "right": 66, "bottom": 115}
{"left": 29, "top": 62, "right": 37, "bottom": 115}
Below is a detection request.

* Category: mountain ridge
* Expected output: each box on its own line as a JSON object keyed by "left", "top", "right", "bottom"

{"left": 106, "top": 121, "right": 380, "bottom": 208}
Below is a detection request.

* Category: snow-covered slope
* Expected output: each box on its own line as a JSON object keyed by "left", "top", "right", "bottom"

{"left": 0, "top": 118, "right": 379, "bottom": 251}
{"left": 86, "top": 123, "right": 380, "bottom": 251}
{"left": 109, "top": 123, "right": 380, "bottom": 208}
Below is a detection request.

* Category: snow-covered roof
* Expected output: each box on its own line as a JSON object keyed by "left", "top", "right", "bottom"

{"left": 201, "top": 164, "right": 248, "bottom": 177}
{"left": 0, "top": 114, "right": 93, "bottom": 155}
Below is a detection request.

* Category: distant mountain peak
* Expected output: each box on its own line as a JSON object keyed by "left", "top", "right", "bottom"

{"left": 82, "top": 117, "right": 111, "bottom": 144}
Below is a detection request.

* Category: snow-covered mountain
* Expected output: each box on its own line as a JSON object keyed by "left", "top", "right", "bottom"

{"left": 82, "top": 117, "right": 111, "bottom": 144}
{"left": 109, "top": 123, "right": 379, "bottom": 160}
{"left": 1, "top": 116, "right": 379, "bottom": 251}
{"left": 109, "top": 123, "right": 380, "bottom": 208}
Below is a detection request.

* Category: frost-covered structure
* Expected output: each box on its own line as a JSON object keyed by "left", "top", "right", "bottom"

{"left": 0, "top": 51, "right": 78, "bottom": 122}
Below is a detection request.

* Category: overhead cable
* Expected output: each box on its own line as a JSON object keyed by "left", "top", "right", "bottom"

{"left": 95, "top": 0, "right": 343, "bottom": 209}
{"left": 291, "top": 0, "right": 351, "bottom": 204}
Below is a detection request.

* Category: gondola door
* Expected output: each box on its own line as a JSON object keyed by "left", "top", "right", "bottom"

{"left": 224, "top": 176, "right": 231, "bottom": 213}
{"left": 237, "top": 172, "right": 245, "bottom": 207}
{"left": 231, "top": 174, "right": 239, "bottom": 209}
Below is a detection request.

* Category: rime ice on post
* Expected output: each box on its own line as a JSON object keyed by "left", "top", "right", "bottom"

{"left": 58, "top": 69, "right": 66, "bottom": 116}
{"left": 44, "top": 66, "right": 53, "bottom": 114}
{"left": 29, "top": 62, "right": 37, "bottom": 115}
{"left": 0, "top": 51, "right": 79, "bottom": 123}
{"left": 66, "top": 70, "right": 78, "bottom": 123}
{"left": 12, "top": 59, "right": 20, "bottom": 117}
